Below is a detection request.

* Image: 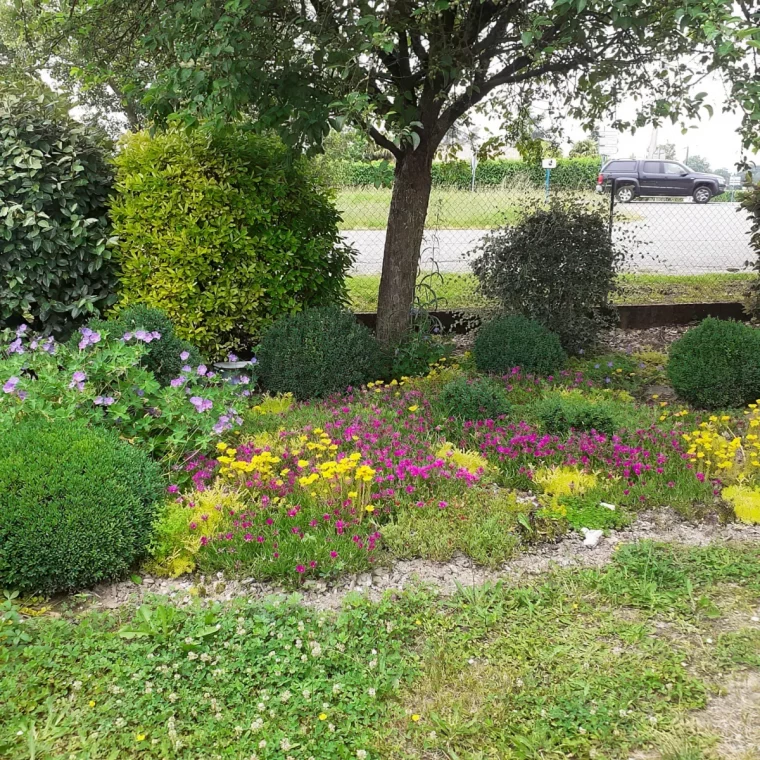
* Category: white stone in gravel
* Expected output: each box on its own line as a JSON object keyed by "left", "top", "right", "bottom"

{"left": 581, "top": 528, "right": 604, "bottom": 548}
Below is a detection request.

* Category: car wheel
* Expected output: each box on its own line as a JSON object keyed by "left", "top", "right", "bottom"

{"left": 693, "top": 186, "right": 712, "bottom": 204}
{"left": 615, "top": 185, "right": 635, "bottom": 203}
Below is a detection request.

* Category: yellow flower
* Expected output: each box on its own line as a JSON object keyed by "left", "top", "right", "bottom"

{"left": 88, "top": 700, "right": 96, "bottom": 708}
{"left": 136, "top": 734, "right": 146, "bottom": 742}
{"left": 297, "top": 460, "right": 309, "bottom": 468}
{"left": 319, "top": 713, "right": 327, "bottom": 721}
{"left": 411, "top": 714, "right": 421, "bottom": 722}
{"left": 216, "top": 442, "right": 228, "bottom": 452}
{"left": 365, "top": 505, "right": 374, "bottom": 513}
{"left": 414, "top": 619, "right": 422, "bottom": 625}
{"left": 348, "top": 491, "right": 358, "bottom": 499}
{"left": 408, "top": 405, "right": 419, "bottom": 413}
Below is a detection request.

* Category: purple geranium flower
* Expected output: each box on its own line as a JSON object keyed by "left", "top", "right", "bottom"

{"left": 170, "top": 376, "right": 186, "bottom": 388}
{"left": 197, "top": 364, "right": 207, "bottom": 376}
{"left": 180, "top": 350, "right": 190, "bottom": 361}
{"left": 69, "top": 370, "right": 86, "bottom": 391}
{"left": 2, "top": 376, "right": 19, "bottom": 394}
{"left": 189, "top": 396, "right": 212, "bottom": 413}
{"left": 78, "top": 327, "right": 102, "bottom": 350}
{"left": 7, "top": 338, "right": 24, "bottom": 355}
{"left": 94, "top": 396, "right": 115, "bottom": 406}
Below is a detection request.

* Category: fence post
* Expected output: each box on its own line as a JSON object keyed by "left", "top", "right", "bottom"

{"left": 608, "top": 177, "right": 616, "bottom": 239}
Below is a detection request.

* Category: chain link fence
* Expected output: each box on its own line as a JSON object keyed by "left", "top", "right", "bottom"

{"left": 338, "top": 168, "right": 756, "bottom": 313}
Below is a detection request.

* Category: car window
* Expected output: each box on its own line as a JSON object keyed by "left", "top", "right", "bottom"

{"left": 663, "top": 162, "right": 685, "bottom": 175}
{"left": 605, "top": 161, "right": 636, "bottom": 171}
{"left": 642, "top": 161, "right": 661, "bottom": 173}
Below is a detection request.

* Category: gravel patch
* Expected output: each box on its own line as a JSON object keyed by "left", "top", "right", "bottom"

{"left": 85, "top": 510, "right": 760, "bottom": 614}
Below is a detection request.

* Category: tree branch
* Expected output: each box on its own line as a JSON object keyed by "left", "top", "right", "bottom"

{"left": 368, "top": 124, "right": 402, "bottom": 159}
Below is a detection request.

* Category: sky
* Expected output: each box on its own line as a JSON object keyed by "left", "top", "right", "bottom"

{"left": 559, "top": 73, "right": 755, "bottom": 173}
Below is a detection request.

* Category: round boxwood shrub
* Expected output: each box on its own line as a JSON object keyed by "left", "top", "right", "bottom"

{"left": 668, "top": 318, "right": 760, "bottom": 409}
{"left": 81, "top": 305, "right": 203, "bottom": 386}
{"left": 0, "top": 419, "right": 164, "bottom": 594}
{"left": 111, "top": 127, "right": 354, "bottom": 357}
{"left": 257, "top": 306, "right": 384, "bottom": 400}
{"left": 0, "top": 85, "right": 116, "bottom": 337}
{"left": 437, "top": 375, "right": 511, "bottom": 421}
{"left": 474, "top": 315, "right": 567, "bottom": 376}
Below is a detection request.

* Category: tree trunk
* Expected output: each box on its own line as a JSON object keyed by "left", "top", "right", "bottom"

{"left": 375, "top": 146, "right": 434, "bottom": 346}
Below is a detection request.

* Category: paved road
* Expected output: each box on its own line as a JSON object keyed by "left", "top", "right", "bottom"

{"left": 344, "top": 201, "right": 755, "bottom": 275}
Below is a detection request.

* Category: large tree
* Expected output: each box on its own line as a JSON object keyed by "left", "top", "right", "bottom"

{"left": 34, "top": 0, "right": 760, "bottom": 344}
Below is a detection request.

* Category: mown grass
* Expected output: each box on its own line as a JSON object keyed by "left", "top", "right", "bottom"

{"left": 3, "top": 542, "right": 760, "bottom": 759}
{"left": 336, "top": 186, "right": 613, "bottom": 230}
{"left": 347, "top": 272, "right": 753, "bottom": 312}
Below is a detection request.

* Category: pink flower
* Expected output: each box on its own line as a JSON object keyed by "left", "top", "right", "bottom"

{"left": 244, "top": 533, "right": 253, "bottom": 541}
{"left": 330, "top": 551, "right": 338, "bottom": 558}
{"left": 296, "top": 564, "right": 305, "bottom": 573}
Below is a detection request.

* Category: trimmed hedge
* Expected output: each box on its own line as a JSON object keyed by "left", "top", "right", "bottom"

{"left": 474, "top": 315, "right": 567, "bottom": 376}
{"left": 0, "top": 419, "right": 163, "bottom": 594}
{"left": 111, "top": 128, "right": 354, "bottom": 357}
{"left": 257, "top": 306, "right": 385, "bottom": 400}
{"left": 329, "top": 157, "right": 601, "bottom": 190}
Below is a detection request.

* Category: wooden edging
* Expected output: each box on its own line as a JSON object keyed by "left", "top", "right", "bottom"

{"left": 355, "top": 302, "right": 749, "bottom": 334}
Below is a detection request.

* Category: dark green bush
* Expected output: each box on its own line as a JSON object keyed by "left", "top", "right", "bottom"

{"left": 0, "top": 86, "right": 116, "bottom": 337}
{"left": 472, "top": 200, "right": 624, "bottom": 353}
{"left": 668, "top": 318, "right": 760, "bottom": 409}
{"left": 436, "top": 375, "right": 511, "bottom": 421}
{"left": 111, "top": 128, "right": 354, "bottom": 357}
{"left": 0, "top": 419, "right": 163, "bottom": 594}
{"left": 474, "top": 315, "right": 567, "bottom": 376}
{"left": 534, "top": 393, "right": 621, "bottom": 435}
{"left": 82, "top": 305, "right": 203, "bottom": 386}
{"left": 257, "top": 306, "right": 384, "bottom": 400}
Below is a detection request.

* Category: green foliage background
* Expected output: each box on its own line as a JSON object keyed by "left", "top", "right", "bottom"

{"left": 0, "top": 87, "right": 116, "bottom": 336}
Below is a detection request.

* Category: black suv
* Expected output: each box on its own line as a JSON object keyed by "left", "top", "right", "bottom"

{"left": 596, "top": 159, "right": 726, "bottom": 203}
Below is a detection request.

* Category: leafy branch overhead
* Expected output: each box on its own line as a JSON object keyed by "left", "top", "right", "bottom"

{"left": 118, "top": 0, "right": 760, "bottom": 153}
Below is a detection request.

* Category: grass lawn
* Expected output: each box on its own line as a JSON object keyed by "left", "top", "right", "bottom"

{"left": 347, "top": 272, "right": 753, "bottom": 311}
{"left": 336, "top": 186, "right": 614, "bottom": 230}
{"left": 4, "top": 542, "right": 760, "bottom": 759}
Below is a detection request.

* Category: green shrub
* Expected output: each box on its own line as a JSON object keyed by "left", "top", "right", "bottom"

{"left": 472, "top": 200, "right": 624, "bottom": 352}
{"left": 533, "top": 392, "right": 621, "bottom": 435}
{"left": 82, "top": 305, "right": 203, "bottom": 386}
{"left": 437, "top": 375, "right": 511, "bottom": 421}
{"left": 0, "top": 86, "right": 116, "bottom": 337}
{"left": 668, "top": 318, "right": 760, "bottom": 409}
{"left": 0, "top": 419, "right": 163, "bottom": 594}
{"left": 111, "top": 128, "right": 353, "bottom": 357}
{"left": 474, "top": 315, "right": 567, "bottom": 376}
{"left": 742, "top": 182, "right": 760, "bottom": 317}
{"left": 257, "top": 306, "right": 384, "bottom": 400}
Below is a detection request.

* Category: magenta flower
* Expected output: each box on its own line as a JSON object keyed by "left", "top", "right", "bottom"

{"left": 244, "top": 533, "right": 253, "bottom": 541}
{"left": 167, "top": 484, "right": 179, "bottom": 494}
{"left": 296, "top": 564, "right": 305, "bottom": 574}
